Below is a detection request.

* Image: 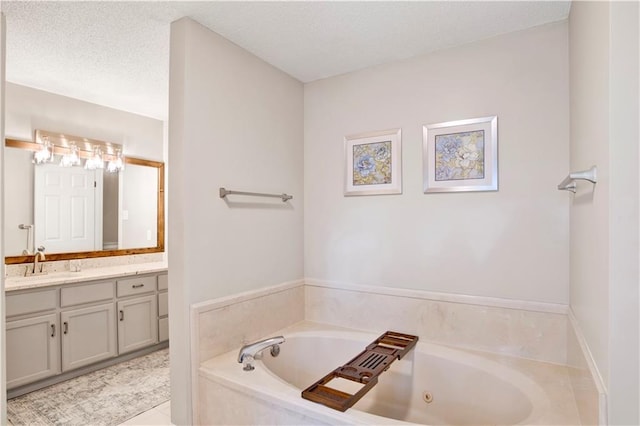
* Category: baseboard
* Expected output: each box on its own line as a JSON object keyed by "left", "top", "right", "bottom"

{"left": 568, "top": 309, "right": 608, "bottom": 425}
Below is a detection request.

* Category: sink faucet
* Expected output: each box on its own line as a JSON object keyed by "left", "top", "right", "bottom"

{"left": 237, "top": 336, "right": 285, "bottom": 371}
{"left": 25, "top": 246, "right": 47, "bottom": 276}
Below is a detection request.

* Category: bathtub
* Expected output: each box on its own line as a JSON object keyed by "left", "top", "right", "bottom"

{"left": 198, "top": 323, "right": 575, "bottom": 425}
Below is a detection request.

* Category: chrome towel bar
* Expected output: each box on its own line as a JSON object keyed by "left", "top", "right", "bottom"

{"left": 219, "top": 187, "right": 293, "bottom": 202}
{"left": 557, "top": 166, "right": 597, "bottom": 193}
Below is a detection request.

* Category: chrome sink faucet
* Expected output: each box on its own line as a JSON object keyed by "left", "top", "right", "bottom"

{"left": 25, "top": 246, "right": 47, "bottom": 276}
{"left": 237, "top": 336, "right": 285, "bottom": 371}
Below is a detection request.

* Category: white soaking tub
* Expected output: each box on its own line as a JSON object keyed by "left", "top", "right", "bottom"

{"left": 198, "top": 323, "right": 577, "bottom": 425}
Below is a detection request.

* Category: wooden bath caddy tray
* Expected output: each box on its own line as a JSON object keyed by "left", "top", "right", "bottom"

{"left": 301, "top": 331, "right": 418, "bottom": 412}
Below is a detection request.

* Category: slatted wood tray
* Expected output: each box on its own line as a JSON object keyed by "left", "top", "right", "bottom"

{"left": 301, "top": 331, "right": 418, "bottom": 412}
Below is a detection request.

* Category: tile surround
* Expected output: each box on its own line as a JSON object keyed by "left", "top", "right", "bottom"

{"left": 193, "top": 279, "right": 602, "bottom": 424}
{"left": 191, "top": 280, "right": 305, "bottom": 424}
{"left": 199, "top": 321, "right": 582, "bottom": 425}
{"left": 199, "top": 377, "right": 331, "bottom": 425}
{"left": 305, "top": 282, "right": 569, "bottom": 364}
{"left": 193, "top": 281, "right": 305, "bottom": 365}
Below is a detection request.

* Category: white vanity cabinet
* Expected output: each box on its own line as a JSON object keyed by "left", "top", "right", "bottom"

{"left": 117, "top": 295, "right": 158, "bottom": 354}
{"left": 116, "top": 276, "right": 159, "bottom": 353}
{"left": 60, "top": 280, "right": 118, "bottom": 372}
{"left": 6, "top": 313, "right": 60, "bottom": 388}
{"left": 61, "top": 303, "right": 117, "bottom": 371}
{"left": 5, "top": 270, "right": 167, "bottom": 394}
{"left": 157, "top": 273, "right": 168, "bottom": 342}
{"left": 6, "top": 288, "right": 60, "bottom": 389}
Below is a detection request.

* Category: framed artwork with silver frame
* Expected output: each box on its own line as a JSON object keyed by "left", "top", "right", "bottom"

{"left": 344, "top": 128, "right": 402, "bottom": 196}
{"left": 423, "top": 116, "right": 498, "bottom": 193}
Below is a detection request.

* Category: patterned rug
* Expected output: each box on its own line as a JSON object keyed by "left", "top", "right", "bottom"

{"left": 7, "top": 348, "right": 170, "bottom": 426}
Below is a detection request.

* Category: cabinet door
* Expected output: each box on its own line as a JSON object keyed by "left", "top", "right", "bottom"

{"left": 6, "top": 313, "right": 60, "bottom": 388}
{"left": 61, "top": 303, "right": 117, "bottom": 372}
{"left": 117, "top": 295, "right": 158, "bottom": 354}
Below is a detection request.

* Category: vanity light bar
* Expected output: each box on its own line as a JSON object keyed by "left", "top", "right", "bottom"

{"left": 34, "top": 129, "right": 123, "bottom": 161}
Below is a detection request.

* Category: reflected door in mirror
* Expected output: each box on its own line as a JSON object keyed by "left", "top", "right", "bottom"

{"left": 34, "top": 164, "right": 103, "bottom": 253}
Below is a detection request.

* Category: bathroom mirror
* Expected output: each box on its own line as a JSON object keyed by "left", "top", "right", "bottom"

{"left": 4, "top": 138, "right": 164, "bottom": 264}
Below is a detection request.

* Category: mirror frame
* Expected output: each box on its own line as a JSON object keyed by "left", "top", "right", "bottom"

{"left": 4, "top": 138, "right": 165, "bottom": 264}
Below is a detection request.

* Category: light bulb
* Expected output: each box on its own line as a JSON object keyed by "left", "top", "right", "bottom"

{"left": 33, "top": 136, "right": 53, "bottom": 164}
{"left": 107, "top": 150, "right": 125, "bottom": 173}
{"left": 60, "top": 143, "right": 81, "bottom": 167}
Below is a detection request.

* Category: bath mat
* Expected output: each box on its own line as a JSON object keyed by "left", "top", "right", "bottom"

{"left": 7, "top": 348, "right": 170, "bottom": 426}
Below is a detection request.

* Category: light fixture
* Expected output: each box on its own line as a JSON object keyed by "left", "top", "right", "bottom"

{"left": 33, "top": 130, "right": 123, "bottom": 171}
{"left": 85, "top": 145, "right": 104, "bottom": 170}
{"left": 107, "top": 149, "right": 125, "bottom": 173}
{"left": 33, "top": 135, "right": 53, "bottom": 164}
{"left": 60, "top": 142, "right": 81, "bottom": 167}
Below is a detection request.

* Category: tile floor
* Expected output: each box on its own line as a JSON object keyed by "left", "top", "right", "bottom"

{"left": 117, "top": 400, "right": 173, "bottom": 425}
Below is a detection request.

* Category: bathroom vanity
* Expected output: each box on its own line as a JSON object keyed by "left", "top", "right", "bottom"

{"left": 5, "top": 264, "right": 168, "bottom": 397}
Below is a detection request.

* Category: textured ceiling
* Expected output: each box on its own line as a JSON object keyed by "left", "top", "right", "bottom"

{"left": 1, "top": 1, "right": 571, "bottom": 120}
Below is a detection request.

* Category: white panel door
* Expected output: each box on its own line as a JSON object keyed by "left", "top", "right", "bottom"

{"left": 34, "top": 165, "right": 102, "bottom": 252}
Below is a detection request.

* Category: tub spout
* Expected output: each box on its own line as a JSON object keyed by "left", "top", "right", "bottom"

{"left": 238, "top": 336, "right": 285, "bottom": 371}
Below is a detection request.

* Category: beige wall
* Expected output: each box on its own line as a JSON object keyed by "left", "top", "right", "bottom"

{"left": 607, "top": 2, "right": 639, "bottom": 423}
{"left": 168, "top": 17, "right": 304, "bottom": 424}
{"left": 4, "top": 83, "right": 163, "bottom": 160}
{"left": 1, "top": 12, "right": 7, "bottom": 426}
{"left": 568, "top": 0, "right": 610, "bottom": 388}
{"left": 569, "top": 1, "right": 639, "bottom": 424}
{"left": 304, "top": 22, "right": 570, "bottom": 304}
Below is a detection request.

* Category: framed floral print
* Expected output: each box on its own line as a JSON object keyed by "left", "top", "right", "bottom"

{"left": 423, "top": 116, "right": 498, "bottom": 193}
{"left": 344, "top": 128, "right": 402, "bottom": 196}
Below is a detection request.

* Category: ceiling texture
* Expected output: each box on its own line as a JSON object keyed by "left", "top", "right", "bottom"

{"left": 1, "top": 1, "right": 571, "bottom": 120}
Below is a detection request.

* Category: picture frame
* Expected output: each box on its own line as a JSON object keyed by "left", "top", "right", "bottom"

{"left": 344, "top": 128, "right": 402, "bottom": 196}
{"left": 423, "top": 116, "right": 498, "bottom": 193}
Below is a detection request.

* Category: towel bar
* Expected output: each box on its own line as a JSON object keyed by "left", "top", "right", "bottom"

{"left": 219, "top": 187, "right": 293, "bottom": 202}
{"left": 558, "top": 166, "right": 597, "bottom": 193}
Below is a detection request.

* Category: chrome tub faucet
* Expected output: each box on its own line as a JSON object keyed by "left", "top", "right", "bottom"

{"left": 237, "top": 336, "right": 285, "bottom": 371}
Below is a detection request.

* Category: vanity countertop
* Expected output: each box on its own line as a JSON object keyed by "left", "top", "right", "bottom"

{"left": 5, "top": 261, "right": 168, "bottom": 292}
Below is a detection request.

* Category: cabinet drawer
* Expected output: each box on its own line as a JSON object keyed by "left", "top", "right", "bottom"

{"left": 159, "top": 317, "right": 169, "bottom": 342}
{"left": 116, "top": 276, "right": 155, "bottom": 297}
{"left": 158, "top": 291, "right": 168, "bottom": 317}
{"left": 157, "top": 273, "right": 168, "bottom": 291}
{"left": 6, "top": 289, "right": 57, "bottom": 318}
{"left": 61, "top": 281, "right": 114, "bottom": 307}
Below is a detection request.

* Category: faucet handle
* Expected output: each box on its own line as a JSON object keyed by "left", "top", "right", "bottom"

{"left": 37, "top": 246, "right": 45, "bottom": 252}
{"left": 242, "top": 355, "right": 255, "bottom": 371}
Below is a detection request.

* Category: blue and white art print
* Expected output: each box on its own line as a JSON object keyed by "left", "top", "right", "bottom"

{"left": 344, "top": 128, "right": 402, "bottom": 196}
{"left": 423, "top": 116, "right": 498, "bottom": 193}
